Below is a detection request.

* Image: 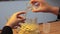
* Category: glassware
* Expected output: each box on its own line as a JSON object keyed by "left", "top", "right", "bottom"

{"left": 18, "top": 17, "right": 40, "bottom": 34}
{"left": 43, "top": 22, "right": 50, "bottom": 34}
{"left": 17, "top": 2, "right": 40, "bottom": 34}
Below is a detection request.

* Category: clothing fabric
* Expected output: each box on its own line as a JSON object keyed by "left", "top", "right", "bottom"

{"left": 1, "top": 26, "right": 13, "bottom": 34}
{"left": 58, "top": 8, "right": 60, "bottom": 19}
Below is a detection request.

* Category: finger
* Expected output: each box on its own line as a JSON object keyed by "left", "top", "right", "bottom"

{"left": 17, "top": 15, "right": 26, "bottom": 23}
{"left": 15, "top": 11, "right": 26, "bottom": 16}
{"left": 17, "top": 15, "right": 25, "bottom": 19}
{"left": 13, "top": 24, "right": 21, "bottom": 29}
{"left": 13, "top": 26, "right": 18, "bottom": 29}
{"left": 19, "top": 19, "right": 26, "bottom": 23}
{"left": 17, "top": 23, "right": 21, "bottom": 27}
{"left": 18, "top": 18, "right": 26, "bottom": 23}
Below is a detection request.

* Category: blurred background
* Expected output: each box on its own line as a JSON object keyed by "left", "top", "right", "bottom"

{"left": 0, "top": 0, "right": 60, "bottom": 29}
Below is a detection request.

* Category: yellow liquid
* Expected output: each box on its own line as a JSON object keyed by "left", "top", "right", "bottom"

{"left": 18, "top": 23, "right": 40, "bottom": 34}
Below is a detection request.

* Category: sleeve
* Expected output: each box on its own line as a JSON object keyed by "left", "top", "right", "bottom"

{"left": 58, "top": 8, "right": 60, "bottom": 19}
{"left": 1, "top": 26, "right": 13, "bottom": 34}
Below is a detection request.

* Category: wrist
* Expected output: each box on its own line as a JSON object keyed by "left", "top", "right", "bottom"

{"left": 5, "top": 23, "right": 13, "bottom": 28}
{"left": 49, "top": 6, "right": 59, "bottom": 15}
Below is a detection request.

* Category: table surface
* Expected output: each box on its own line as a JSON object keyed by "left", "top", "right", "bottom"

{"left": 13, "top": 21, "right": 60, "bottom": 34}
{"left": 39, "top": 21, "right": 60, "bottom": 34}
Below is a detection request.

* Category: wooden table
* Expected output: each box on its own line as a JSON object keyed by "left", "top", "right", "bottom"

{"left": 0, "top": 30, "right": 2, "bottom": 34}
{"left": 13, "top": 21, "right": 60, "bottom": 34}
{"left": 39, "top": 21, "right": 60, "bottom": 34}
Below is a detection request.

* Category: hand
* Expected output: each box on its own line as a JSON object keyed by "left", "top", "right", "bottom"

{"left": 30, "top": 0, "right": 59, "bottom": 15}
{"left": 5, "top": 11, "right": 26, "bottom": 29}
{"left": 30, "top": 0, "right": 50, "bottom": 12}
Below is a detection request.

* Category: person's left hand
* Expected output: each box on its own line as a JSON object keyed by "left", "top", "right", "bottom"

{"left": 5, "top": 11, "right": 26, "bottom": 29}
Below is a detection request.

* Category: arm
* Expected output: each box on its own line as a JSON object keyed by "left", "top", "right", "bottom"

{"left": 1, "top": 11, "right": 26, "bottom": 34}
{"left": 30, "top": 0, "right": 60, "bottom": 16}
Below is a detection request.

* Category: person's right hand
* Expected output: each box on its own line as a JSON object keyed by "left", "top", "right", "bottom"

{"left": 5, "top": 11, "right": 26, "bottom": 29}
{"left": 30, "top": 0, "right": 59, "bottom": 15}
{"left": 30, "top": 0, "right": 51, "bottom": 12}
